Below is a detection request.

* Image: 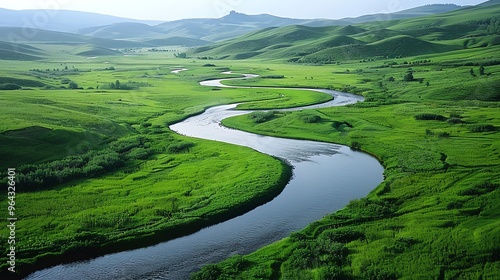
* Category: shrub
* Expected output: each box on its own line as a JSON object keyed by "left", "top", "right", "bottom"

{"left": 414, "top": 113, "right": 446, "bottom": 121}
{"left": 128, "top": 148, "right": 151, "bottom": 160}
{"left": 459, "top": 181, "right": 499, "bottom": 196}
{"left": 68, "top": 81, "right": 79, "bottom": 89}
{"left": 350, "top": 141, "right": 362, "bottom": 150}
{"left": 468, "top": 124, "right": 496, "bottom": 132}
{"left": 447, "top": 117, "right": 462, "bottom": 124}
{"left": 300, "top": 113, "right": 321, "bottom": 123}
{"left": 438, "top": 132, "right": 450, "bottom": 138}
{"left": 167, "top": 141, "right": 194, "bottom": 153}
{"left": 261, "top": 75, "right": 285, "bottom": 79}
{"left": 249, "top": 111, "right": 277, "bottom": 123}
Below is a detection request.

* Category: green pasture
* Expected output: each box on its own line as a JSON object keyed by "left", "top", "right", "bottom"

{"left": 194, "top": 55, "right": 500, "bottom": 279}
{"left": 0, "top": 53, "right": 332, "bottom": 275}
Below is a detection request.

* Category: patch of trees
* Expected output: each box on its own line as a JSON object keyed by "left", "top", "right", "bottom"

{"left": 17, "top": 136, "right": 154, "bottom": 191}
{"left": 174, "top": 52, "right": 187, "bottom": 58}
{"left": 261, "top": 75, "right": 285, "bottom": 79}
{"left": 403, "top": 71, "right": 414, "bottom": 82}
{"left": 202, "top": 63, "right": 216, "bottom": 67}
{"left": 487, "top": 17, "right": 500, "bottom": 35}
{"left": 468, "top": 124, "right": 497, "bottom": 132}
{"left": 167, "top": 141, "right": 195, "bottom": 153}
{"left": 100, "top": 80, "right": 151, "bottom": 90}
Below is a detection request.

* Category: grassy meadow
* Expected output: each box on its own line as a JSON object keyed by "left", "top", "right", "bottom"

{"left": 1, "top": 2, "right": 499, "bottom": 279}
{"left": 191, "top": 49, "right": 500, "bottom": 279}
{"left": 0, "top": 50, "right": 344, "bottom": 276}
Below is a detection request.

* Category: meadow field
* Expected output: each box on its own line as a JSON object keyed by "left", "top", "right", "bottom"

{"left": 0, "top": 50, "right": 343, "bottom": 276}
{"left": 192, "top": 48, "right": 500, "bottom": 280}
{"left": 1, "top": 2, "right": 499, "bottom": 279}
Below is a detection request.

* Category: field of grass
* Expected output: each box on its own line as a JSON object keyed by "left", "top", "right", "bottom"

{"left": 192, "top": 52, "right": 500, "bottom": 279}
{"left": 0, "top": 50, "right": 349, "bottom": 276}
{"left": 1, "top": 2, "right": 500, "bottom": 278}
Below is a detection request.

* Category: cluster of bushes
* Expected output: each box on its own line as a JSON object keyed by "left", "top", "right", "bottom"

{"left": 414, "top": 113, "right": 446, "bottom": 121}
{"left": 249, "top": 111, "right": 278, "bottom": 123}
{"left": 300, "top": 113, "right": 321, "bottom": 123}
{"left": 17, "top": 136, "right": 153, "bottom": 191}
{"left": 167, "top": 141, "right": 195, "bottom": 153}
{"left": 459, "top": 181, "right": 499, "bottom": 196}
{"left": 468, "top": 124, "right": 497, "bottom": 132}
{"left": 99, "top": 80, "right": 151, "bottom": 90}
{"left": 261, "top": 75, "right": 285, "bottom": 79}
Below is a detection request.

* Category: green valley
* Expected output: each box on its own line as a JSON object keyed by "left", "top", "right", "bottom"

{"left": 0, "top": 1, "right": 499, "bottom": 279}
{"left": 190, "top": 2, "right": 500, "bottom": 280}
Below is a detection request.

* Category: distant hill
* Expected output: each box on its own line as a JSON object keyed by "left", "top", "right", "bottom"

{"left": 67, "top": 5, "right": 464, "bottom": 43}
{"left": 0, "top": 4, "right": 467, "bottom": 46}
{"left": 154, "top": 5, "right": 464, "bottom": 42}
{"left": 192, "top": 2, "right": 500, "bottom": 62}
{"left": 0, "top": 8, "right": 162, "bottom": 33}
{"left": 0, "top": 40, "right": 43, "bottom": 60}
{"left": 0, "top": 27, "right": 148, "bottom": 49}
{"left": 75, "top": 23, "right": 168, "bottom": 40}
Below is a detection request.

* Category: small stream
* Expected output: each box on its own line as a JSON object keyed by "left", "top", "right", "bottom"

{"left": 26, "top": 73, "right": 384, "bottom": 280}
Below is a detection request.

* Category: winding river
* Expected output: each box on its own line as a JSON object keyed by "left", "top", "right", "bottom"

{"left": 26, "top": 73, "right": 384, "bottom": 280}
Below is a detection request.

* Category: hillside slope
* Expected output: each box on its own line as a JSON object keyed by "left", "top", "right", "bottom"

{"left": 192, "top": 2, "right": 500, "bottom": 62}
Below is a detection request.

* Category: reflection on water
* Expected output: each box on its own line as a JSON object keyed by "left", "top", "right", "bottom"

{"left": 27, "top": 76, "right": 383, "bottom": 280}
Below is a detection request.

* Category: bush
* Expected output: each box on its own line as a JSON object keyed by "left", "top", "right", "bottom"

{"left": 261, "top": 75, "right": 285, "bottom": 79}
{"left": 128, "top": 148, "right": 151, "bottom": 160}
{"left": 68, "top": 81, "right": 79, "bottom": 89}
{"left": 447, "top": 117, "right": 462, "bottom": 124}
{"left": 249, "top": 111, "right": 277, "bottom": 123}
{"left": 167, "top": 141, "right": 194, "bottom": 153}
{"left": 350, "top": 141, "right": 362, "bottom": 150}
{"left": 414, "top": 113, "right": 446, "bottom": 121}
{"left": 459, "top": 181, "right": 499, "bottom": 196}
{"left": 468, "top": 124, "right": 496, "bottom": 132}
{"left": 300, "top": 113, "right": 321, "bottom": 123}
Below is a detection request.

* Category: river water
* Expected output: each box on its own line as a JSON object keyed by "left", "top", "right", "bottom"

{"left": 26, "top": 74, "right": 384, "bottom": 280}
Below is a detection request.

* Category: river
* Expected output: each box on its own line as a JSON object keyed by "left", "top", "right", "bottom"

{"left": 26, "top": 73, "right": 384, "bottom": 280}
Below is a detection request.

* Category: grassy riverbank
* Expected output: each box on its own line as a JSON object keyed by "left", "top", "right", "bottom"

{"left": 193, "top": 54, "right": 500, "bottom": 279}
{"left": 0, "top": 53, "right": 330, "bottom": 277}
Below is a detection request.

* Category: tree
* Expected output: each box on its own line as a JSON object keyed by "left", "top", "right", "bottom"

{"left": 470, "top": 68, "right": 476, "bottom": 77}
{"left": 115, "top": 80, "right": 120, "bottom": 89}
{"left": 479, "top": 66, "right": 485, "bottom": 76}
{"left": 403, "top": 71, "right": 414, "bottom": 82}
{"left": 68, "top": 81, "right": 78, "bottom": 89}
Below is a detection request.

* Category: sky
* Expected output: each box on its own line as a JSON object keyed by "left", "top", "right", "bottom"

{"left": 0, "top": 0, "right": 489, "bottom": 21}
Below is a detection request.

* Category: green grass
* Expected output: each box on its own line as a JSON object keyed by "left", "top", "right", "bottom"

{"left": 0, "top": 51, "right": 344, "bottom": 276}
{"left": 0, "top": 3, "right": 499, "bottom": 277}
{"left": 192, "top": 3, "right": 500, "bottom": 63}
{"left": 191, "top": 52, "right": 500, "bottom": 280}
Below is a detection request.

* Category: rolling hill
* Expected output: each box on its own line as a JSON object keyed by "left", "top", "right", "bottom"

{"left": 0, "top": 8, "right": 162, "bottom": 32}
{"left": 0, "top": 27, "right": 147, "bottom": 49}
{"left": 192, "top": 2, "right": 500, "bottom": 62}
{"left": 0, "top": 40, "right": 43, "bottom": 60}
{"left": 74, "top": 5, "right": 465, "bottom": 43}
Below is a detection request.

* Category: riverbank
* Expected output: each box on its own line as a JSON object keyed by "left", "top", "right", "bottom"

{"left": 193, "top": 67, "right": 500, "bottom": 279}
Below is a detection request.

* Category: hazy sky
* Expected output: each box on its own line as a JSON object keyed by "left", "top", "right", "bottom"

{"left": 0, "top": 0, "right": 489, "bottom": 21}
